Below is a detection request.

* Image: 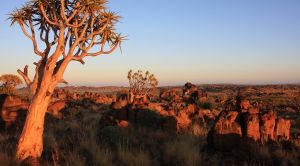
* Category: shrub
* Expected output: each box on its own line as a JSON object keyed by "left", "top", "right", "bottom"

{"left": 0, "top": 74, "right": 22, "bottom": 95}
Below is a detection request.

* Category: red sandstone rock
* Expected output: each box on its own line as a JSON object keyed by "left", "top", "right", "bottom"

{"left": 274, "top": 118, "right": 291, "bottom": 141}
{"left": 209, "top": 111, "right": 242, "bottom": 151}
{"left": 248, "top": 107, "right": 259, "bottom": 114}
{"left": 245, "top": 113, "right": 260, "bottom": 141}
{"left": 183, "top": 82, "right": 200, "bottom": 103}
{"left": 0, "top": 95, "right": 29, "bottom": 127}
{"left": 147, "top": 102, "right": 164, "bottom": 113}
{"left": 111, "top": 94, "right": 128, "bottom": 110}
{"left": 198, "top": 109, "right": 219, "bottom": 121}
{"left": 47, "top": 100, "right": 68, "bottom": 118}
{"left": 213, "top": 111, "right": 242, "bottom": 135}
{"left": 118, "top": 120, "right": 129, "bottom": 128}
{"left": 240, "top": 99, "right": 251, "bottom": 110}
{"left": 176, "top": 111, "right": 192, "bottom": 132}
{"left": 260, "top": 111, "right": 276, "bottom": 144}
{"left": 160, "top": 89, "right": 181, "bottom": 102}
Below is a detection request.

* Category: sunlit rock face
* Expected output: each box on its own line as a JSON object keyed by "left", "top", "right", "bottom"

{"left": 244, "top": 113, "right": 260, "bottom": 141}
{"left": 208, "top": 111, "right": 242, "bottom": 151}
{"left": 182, "top": 82, "right": 207, "bottom": 104}
{"left": 260, "top": 111, "right": 276, "bottom": 144}
{"left": 208, "top": 101, "right": 293, "bottom": 150}
{"left": 0, "top": 94, "right": 29, "bottom": 128}
{"left": 47, "top": 100, "right": 69, "bottom": 119}
{"left": 274, "top": 118, "right": 291, "bottom": 141}
{"left": 160, "top": 89, "right": 181, "bottom": 103}
{"left": 102, "top": 83, "right": 213, "bottom": 134}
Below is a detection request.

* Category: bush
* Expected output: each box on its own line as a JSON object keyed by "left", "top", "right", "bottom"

{"left": 0, "top": 74, "right": 22, "bottom": 95}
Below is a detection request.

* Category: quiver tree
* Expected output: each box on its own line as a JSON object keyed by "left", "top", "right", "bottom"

{"left": 127, "top": 70, "right": 158, "bottom": 103}
{"left": 9, "top": 0, "right": 123, "bottom": 160}
{"left": 0, "top": 74, "right": 23, "bottom": 94}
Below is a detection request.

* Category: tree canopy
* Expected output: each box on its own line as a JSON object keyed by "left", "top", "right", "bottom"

{"left": 127, "top": 70, "right": 158, "bottom": 96}
{"left": 9, "top": 0, "right": 124, "bottom": 93}
{"left": 0, "top": 74, "right": 23, "bottom": 94}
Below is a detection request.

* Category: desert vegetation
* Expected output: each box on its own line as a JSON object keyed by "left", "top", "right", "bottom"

{"left": 9, "top": 0, "right": 123, "bottom": 160}
{"left": 1, "top": 81, "right": 300, "bottom": 165}
{"left": 0, "top": 74, "right": 23, "bottom": 95}
{"left": 1, "top": 0, "right": 300, "bottom": 166}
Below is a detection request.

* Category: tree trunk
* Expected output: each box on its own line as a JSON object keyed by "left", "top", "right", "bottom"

{"left": 16, "top": 91, "right": 51, "bottom": 160}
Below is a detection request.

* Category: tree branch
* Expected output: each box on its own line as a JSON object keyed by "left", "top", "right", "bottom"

{"left": 38, "top": 2, "right": 59, "bottom": 26}
{"left": 86, "top": 42, "right": 119, "bottom": 57}
{"left": 17, "top": 65, "right": 31, "bottom": 86}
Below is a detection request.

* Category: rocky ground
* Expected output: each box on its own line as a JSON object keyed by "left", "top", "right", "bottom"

{"left": 1, "top": 84, "right": 300, "bottom": 166}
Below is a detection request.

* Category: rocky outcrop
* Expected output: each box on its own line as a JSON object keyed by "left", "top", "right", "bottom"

{"left": 208, "top": 108, "right": 292, "bottom": 149}
{"left": 160, "top": 89, "right": 181, "bottom": 102}
{"left": 111, "top": 94, "right": 128, "bottom": 110}
{"left": 260, "top": 111, "right": 276, "bottom": 144}
{"left": 102, "top": 83, "right": 212, "bottom": 133}
{"left": 52, "top": 89, "right": 116, "bottom": 105}
{"left": 274, "top": 118, "right": 291, "bottom": 141}
{"left": 0, "top": 94, "right": 29, "bottom": 127}
{"left": 213, "top": 111, "right": 242, "bottom": 135}
{"left": 239, "top": 99, "right": 251, "bottom": 112}
{"left": 244, "top": 112, "right": 260, "bottom": 141}
{"left": 183, "top": 82, "right": 200, "bottom": 104}
{"left": 47, "top": 100, "right": 69, "bottom": 118}
{"left": 208, "top": 111, "right": 242, "bottom": 151}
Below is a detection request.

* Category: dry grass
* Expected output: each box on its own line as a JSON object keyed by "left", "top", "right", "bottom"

{"left": 0, "top": 105, "right": 300, "bottom": 166}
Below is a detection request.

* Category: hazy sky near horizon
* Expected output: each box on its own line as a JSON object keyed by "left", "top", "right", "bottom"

{"left": 0, "top": 0, "right": 299, "bottom": 86}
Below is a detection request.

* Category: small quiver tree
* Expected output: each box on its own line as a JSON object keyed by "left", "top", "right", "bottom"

{"left": 0, "top": 74, "right": 23, "bottom": 95}
{"left": 127, "top": 70, "right": 158, "bottom": 104}
{"left": 9, "top": 0, "right": 123, "bottom": 160}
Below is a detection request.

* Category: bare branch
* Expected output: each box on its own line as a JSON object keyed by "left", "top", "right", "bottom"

{"left": 86, "top": 42, "right": 119, "bottom": 57}
{"left": 29, "top": 20, "right": 43, "bottom": 56}
{"left": 38, "top": 2, "right": 59, "bottom": 26}
{"left": 19, "top": 22, "right": 33, "bottom": 40}
{"left": 17, "top": 65, "right": 31, "bottom": 86}
{"left": 58, "top": 79, "right": 68, "bottom": 85}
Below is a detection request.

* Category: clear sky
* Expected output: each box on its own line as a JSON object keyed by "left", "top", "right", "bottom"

{"left": 0, "top": 0, "right": 299, "bottom": 86}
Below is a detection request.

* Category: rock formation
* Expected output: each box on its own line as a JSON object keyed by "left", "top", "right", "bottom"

{"left": 244, "top": 112, "right": 260, "bottom": 141}
{"left": 260, "top": 111, "right": 276, "bottom": 144}
{"left": 208, "top": 111, "right": 242, "bottom": 151}
{"left": 0, "top": 94, "right": 29, "bottom": 127}
{"left": 274, "top": 118, "right": 291, "bottom": 141}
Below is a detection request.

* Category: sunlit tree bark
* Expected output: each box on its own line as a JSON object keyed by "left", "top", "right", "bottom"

{"left": 9, "top": 0, "right": 123, "bottom": 160}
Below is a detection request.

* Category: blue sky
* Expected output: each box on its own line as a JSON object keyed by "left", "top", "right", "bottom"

{"left": 0, "top": 0, "right": 299, "bottom": 86}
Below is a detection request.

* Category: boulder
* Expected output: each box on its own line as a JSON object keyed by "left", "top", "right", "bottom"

{"left": 47, "top": 100, "right": 68, "bottom": 118}
{"left": 160, "top": 89, "right": 181, "bottom": 102}
{"left": 244, "top": 113, "right": 260, "bottom": 141}
{"left": 111, "top": 94, "right": 128, "bottom": 110}
{"left": 240, "top": 99, "right": 251, "bottom": 111}
{"left": 208, "top": 111, "right": 242, "bottom": 151}
{"left": 0, "top": 94, "right": 29, "bottom": 127}
{"left": 176, "top": 111, "right": 192, "bottom": 132}
{"left": 213, "top": 111, "right": 242, "bottom": 135}
{"left": 274, "top": 118, "right": 291, "bottom": 141}
{"left": 183, "top": 82, "right": 200, "bottom": 104}
{"left": 260, "top": 111, "right": 276, "bottom": 144}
